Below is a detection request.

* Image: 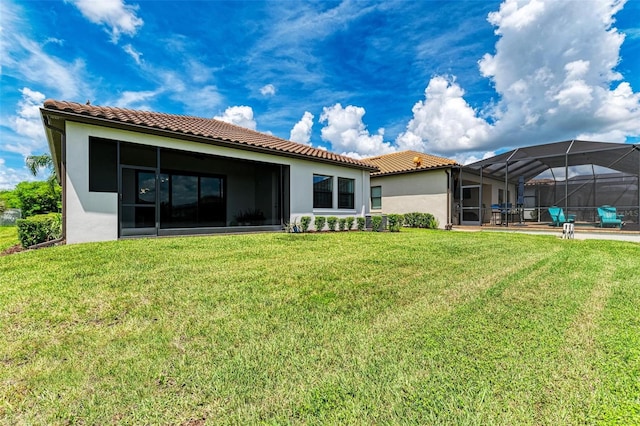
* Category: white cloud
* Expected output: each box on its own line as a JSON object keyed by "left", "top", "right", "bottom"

{"left": 289, "top": 111, "right": 314, "bottom": 144}
{"left": 396, "top": 76, "right": 492, "bottom": 154}
{"left": 44, "top": 37, "right": 64, "bottom": 46}
{"left": 0, "top": 158, "right": 35, "bottom": 190}
{"left": 260, "top": 84, "right": 276, "bottom": 97}
{"left": 452, "top": 150, "right": 497, "bottom": 166}
{"left": 319, "top": 103, "right": 396, "bottom": 157}
{"left": 4, "top": 88, "right": 48, "bottom": 156}
{"left": 396, "top": 0, "right": 639, "bottom": 159}
{"left": 214, "top": 106, "right": 257, "bottom": 130}
{"left": 476, "top": 0, "right": 638, "bottom": 147}
{"left": 3, "top": 36, "right": 87, "bottom": 99}
{"left": 69, "top": 0, "right": 143, "bottom": 43}
{"left": 123, "top": 43, "right": 142, "bottom": 64}
{"left": 112, "top": 90, "right": 158, "bottom": 110}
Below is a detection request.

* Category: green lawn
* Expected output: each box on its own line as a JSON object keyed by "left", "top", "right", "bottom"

{"left": 1, "top": 230, "right": 639, "bottom": 424}
{"left": 0, "top": 226, "right": 18, "bottom": 252}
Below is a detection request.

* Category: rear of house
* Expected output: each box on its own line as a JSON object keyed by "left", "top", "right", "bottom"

{"left": 364, "top": 151, "right": 459, "bottom": 228}
{"left": 41, "top": 100, "right": 376, "bottom": 244}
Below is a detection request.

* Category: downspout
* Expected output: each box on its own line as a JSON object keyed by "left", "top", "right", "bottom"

{"left": 43, "top": 116, "right": 66, "bottom": 243}
{"left": 361, "top": 169, "right": 366, "bottom": 217}
{"left": 480, "top": 165, "right": 484, "bottom": 225}
{"left": 445, "top": 169, "right": 450, "bottom": 226}
{"left": 592, "top": 164, "right": 597, "bottom": 222}
{"left": 458, "top": 165, "right": 463, "bottom": 225}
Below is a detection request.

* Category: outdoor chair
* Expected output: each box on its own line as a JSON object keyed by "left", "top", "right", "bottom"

{"left": 597, "top": 205, "right": 624, "bottom": 229}
{"left": 548, "top": 206, "right": 576, "bottom": 227}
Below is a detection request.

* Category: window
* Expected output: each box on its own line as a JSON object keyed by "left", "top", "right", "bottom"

{"left": 313, "top": 174, "right": 333, "bottom": 208}
{"left": 371, "top": 186, "right": 382, "bottom": 209}
{"left": 338, "top": 177, "right": 355, "bottom": 209}
{"left": 89, "top": 137, "right": 118, "bottom": 192}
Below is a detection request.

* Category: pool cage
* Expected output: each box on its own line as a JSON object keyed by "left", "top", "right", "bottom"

{"left": 464, "top": 140, "right": 640, "bottom": 228}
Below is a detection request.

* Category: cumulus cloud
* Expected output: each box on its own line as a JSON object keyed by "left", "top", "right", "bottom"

{"left": 260, "top": 84, "right": 276, "bottom": 96}
{"left": 477, "top": 0, "right": 638, "bottom": 146}
{"left": 319, "top": 104, "right": 396, "bottom": 157}
{"left": 395, "top": 0, "right": 639, "bottom": 159}
{"left": 289, "top": 111, "right": 314, "bottom": 144}
{"left": 70, "top": 0, "right": 143, "bottom": 43}
{"left": 396, "top": 76, "right": 492, "bottom": 154}
{"left": 214, "top": 106, "right": 257, "bottom": 130}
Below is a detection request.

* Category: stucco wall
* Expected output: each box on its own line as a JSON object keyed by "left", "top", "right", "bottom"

{"left": 370, "top": 170, "right": 449, "bottom": 228}
{"left": 64, "top": 122, "right": 370, "bottom": 243}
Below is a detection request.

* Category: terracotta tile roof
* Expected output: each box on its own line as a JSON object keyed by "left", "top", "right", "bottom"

{"left": 42, "top": 100, "right": 376, "bottom": 170}
{"left": 364, "top": 150, "right": 459, "bottom": 176}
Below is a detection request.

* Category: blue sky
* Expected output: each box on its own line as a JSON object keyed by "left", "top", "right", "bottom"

{"left": 1, "top": 0, "right": 639, "bottom": 189}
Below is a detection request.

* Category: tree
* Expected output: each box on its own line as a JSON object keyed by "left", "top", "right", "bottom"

{"left": 26, "top": 153, "right": 59, "bottom": 186}
{"left": 13, "top": 181, "right": 61, "bottom": 217}
{"left": 0, "top": 189, "right": 20, "bottom": 209}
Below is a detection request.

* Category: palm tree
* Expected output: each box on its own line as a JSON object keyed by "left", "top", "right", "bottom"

{"left": 26, "top": 153, "right": 58, "bottom": 185}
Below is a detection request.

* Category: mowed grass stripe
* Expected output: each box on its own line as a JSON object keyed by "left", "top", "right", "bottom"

{"left": 1, "top": 231, "right": 638, "bottom": 424}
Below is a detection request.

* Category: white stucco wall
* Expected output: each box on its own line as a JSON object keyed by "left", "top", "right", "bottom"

{"left": 64, "top": 122, "right": 370, "bottom": 243}
{"left": 370, "top": 170, "right": 449, "bottom": 228}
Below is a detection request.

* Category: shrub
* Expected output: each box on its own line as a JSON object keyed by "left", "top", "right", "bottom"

{"left": 425, "top": 213, "right": 439, "bottom": 229}
{"left": 327, "top": 216, "right": 338, "bottom": 231}
{"left": 403, "top": 212, "right": 418, "bottom": 228}
{"left": 314, "top": 216, "right": 326, "bottom": 232}
{"left": 16, "top": 213, "right": 62, "bottom": 248}
{"left": 404, "top": 212, "right": 439, "bottom": 229}
{"left": 300, "top": 216, "right": 312, "bottom": 233}
{"left": 371, "top": 216, "right": 383, "bottom": 232}
{"left": 387, "top": 214, "right": 404, "bottom": 232}
{"left": 345, "top": 216, "right": 355, "bottom": 230}
{"left": 338, "top": 218, "right": 347, "bottom": 231}
{"left": 356, "top": 217, "right": 366, "bottom": 231}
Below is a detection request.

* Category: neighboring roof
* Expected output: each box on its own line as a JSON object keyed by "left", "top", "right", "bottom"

{"left": 465, "top": 140, "right": 640, "bottom": 183}
{"left": 364, "top": 150, "right": 459, "bottom": 177}
{"left": 41, "top": 100, "right": 377, "bottom": 170}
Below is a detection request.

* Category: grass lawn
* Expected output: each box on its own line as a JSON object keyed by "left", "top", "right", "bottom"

{"left": 1, "top": 230, "right": 639, "bottom": 424}
{"left": 0, "top": 226, "right": 18, "bottom": 252}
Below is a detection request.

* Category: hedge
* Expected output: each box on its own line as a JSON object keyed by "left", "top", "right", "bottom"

{"left": 16, "top": 213, "right": 62, "bottom": 248}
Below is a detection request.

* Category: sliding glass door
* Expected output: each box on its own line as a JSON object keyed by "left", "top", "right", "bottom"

{"left": 159, "top": 172, "right": 225, "bottom": 229}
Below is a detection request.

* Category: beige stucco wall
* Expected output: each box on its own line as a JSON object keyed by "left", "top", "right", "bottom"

{"left": 370, "top": 169, "right": 449, "bottom": 228}
{"left": 64, "top": 122, "right": 370, "bottom": 243}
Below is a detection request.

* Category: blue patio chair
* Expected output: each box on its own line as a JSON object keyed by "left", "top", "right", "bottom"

{"left": 597, "top": 205, "right": 624, "bottom": 229}
{"left": 548, "top": 206, "right": 575, "bottom": 227}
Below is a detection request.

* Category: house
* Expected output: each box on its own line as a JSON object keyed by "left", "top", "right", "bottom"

{"left": 40, "top": 100, "right": 377, "bottom": 244}
{"left": 363, "top": 150, "right": 460, "bottom": 228}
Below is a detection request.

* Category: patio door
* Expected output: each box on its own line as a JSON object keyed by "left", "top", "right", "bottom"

{"left": 461, "top": 185, "right": 481, "bottom": 225}
{"left": 120, "top": 166, "right": 158, "bottom": 237}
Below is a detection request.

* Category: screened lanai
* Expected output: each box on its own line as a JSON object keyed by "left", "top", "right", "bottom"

{"left": 462, "top": 140, "right": 640, "bottom": 228}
